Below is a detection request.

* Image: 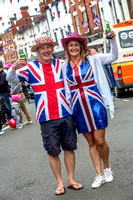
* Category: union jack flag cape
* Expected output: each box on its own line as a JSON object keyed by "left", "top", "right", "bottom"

{"left": 16, "top": 59, "right": 72, "bottom": 122}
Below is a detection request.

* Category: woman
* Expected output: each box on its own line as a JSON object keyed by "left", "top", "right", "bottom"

{"left": 61, "top": 31, "right": 118, "bottom": 189}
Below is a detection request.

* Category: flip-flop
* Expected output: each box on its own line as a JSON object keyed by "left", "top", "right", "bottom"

{"left": 55, "top": 186, "right": 65, "bottom": 195}
{"left": 67, "top": 183, "right": 83, "bottom": 190}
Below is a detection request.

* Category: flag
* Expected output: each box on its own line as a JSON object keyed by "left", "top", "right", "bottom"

{"left": 92, "top": 11, "right": 100, "bottom": 27}
{"left": 80, "top": 20, "right": 89, "bottom": 31}
{"left": 103, "top": 64, "right": 116, "bottom": 88}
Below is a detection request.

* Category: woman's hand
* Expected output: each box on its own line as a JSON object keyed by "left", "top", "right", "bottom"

{"left": 109, "top": 30, "right": 116, "bottom": 40}
{"left": 88, "top": 48, "right": 98, "bottom": 55}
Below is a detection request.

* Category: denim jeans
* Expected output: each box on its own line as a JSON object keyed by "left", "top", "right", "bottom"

{"left": 14, "top": 114, "right": 20, "bottom": 127}
{"left": 1, "top": 93, "right": 12, "bottom": 120}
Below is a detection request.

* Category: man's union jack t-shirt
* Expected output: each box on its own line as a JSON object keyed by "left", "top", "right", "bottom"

{"left": 16, "top": 59, "right": 72, "bottom": 122}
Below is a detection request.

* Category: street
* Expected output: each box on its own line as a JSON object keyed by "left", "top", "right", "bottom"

{"left": 0, "top": 93, "right": 133, "bottom": 200}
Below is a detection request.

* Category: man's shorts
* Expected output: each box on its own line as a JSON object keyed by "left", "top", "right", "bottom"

{"left": 40, "top": 115, "right": 77, "bottom": 156}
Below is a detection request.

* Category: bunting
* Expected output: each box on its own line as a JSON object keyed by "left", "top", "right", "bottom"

{"left": 58, "top": 11, "right": 60, "bottom": 18}
{"left": 35, "top": 8, "right": 38, "bottom": 12}
{"left": 41, "top": 5, "right": 45, "bottom": 11}
{"left": 64, "top": 30, "right": 70, "bottom": 36}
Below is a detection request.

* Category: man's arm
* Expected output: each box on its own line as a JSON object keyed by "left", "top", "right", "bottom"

{"left": 0, "top": 72, "right": 6, "bottom": 86}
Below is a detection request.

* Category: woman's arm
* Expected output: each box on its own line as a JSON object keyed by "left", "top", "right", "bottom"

{"left": 94, "top": 31, "right": 118, "bottom": 65}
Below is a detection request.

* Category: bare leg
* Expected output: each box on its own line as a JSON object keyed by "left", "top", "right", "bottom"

{"left": 83, "top": 132, "right": 102, "bottom": 175}
{"left": 48, "top": 155, "right": 64, "bottom": 194}
{"left": 64, "top": 150, "right": 82, "bottom": 189}
{"left": 94, "top": 129, "right": 110, "bottom": 169}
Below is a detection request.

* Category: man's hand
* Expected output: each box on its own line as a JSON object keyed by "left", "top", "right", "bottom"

{"left": 12, "top": 58, "right": 27, "bottom": 70}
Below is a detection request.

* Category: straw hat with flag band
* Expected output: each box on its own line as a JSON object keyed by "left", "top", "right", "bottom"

{"left": 61, "top": 32, "right": 87, "bottom": 51}
{"left": 31, "top": 36, "right": 58, "bottom": 52}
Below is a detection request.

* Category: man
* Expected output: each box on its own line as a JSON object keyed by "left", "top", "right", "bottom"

{"left": 6, "top": 36, "right": 83, "bottom": 195}
{"left": 0, "top": 61, "right": 12, "bottom": 123}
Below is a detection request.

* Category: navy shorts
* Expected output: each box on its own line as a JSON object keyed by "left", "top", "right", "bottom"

{"left": 40, "top": 115, "right": 77, "bottom": 156}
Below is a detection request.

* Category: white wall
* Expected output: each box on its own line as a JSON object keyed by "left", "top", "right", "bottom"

{"left": 45, "top": 0, "right": 74, "bottom": 53}
{"left": 98, "top": 0, "right": 131, "bottom": 30}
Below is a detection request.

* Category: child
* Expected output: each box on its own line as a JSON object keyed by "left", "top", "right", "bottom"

{"left": 11, "top": 95, "right": 23, "bottom": 129}
{"left": 0, "top": 96, "right": 4, "bottom": 134}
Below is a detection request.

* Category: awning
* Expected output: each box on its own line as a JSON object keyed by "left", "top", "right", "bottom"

{"left": 87, "top": 38, "right": 103, "bottom": 47}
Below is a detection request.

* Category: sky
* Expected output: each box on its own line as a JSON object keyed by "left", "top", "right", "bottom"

{"left": 0, "top": 0, "right": 41, "bottom": 34}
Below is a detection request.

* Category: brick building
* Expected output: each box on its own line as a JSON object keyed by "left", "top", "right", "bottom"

{"left": 1, "top": 6, "right": 32, "bottom": 64}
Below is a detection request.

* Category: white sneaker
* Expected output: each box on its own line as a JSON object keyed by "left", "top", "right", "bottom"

{"left": 92, "top": 175, "right": 105, "bottom": 189}
{"left": 103, "top": 168, "right": 113, "bottom": 183}
{"left": 0, "top": 130, "right": 4, "bottom": 135}
{"left": 25, "top": 120, "right": 33, "bottom": 124}
{"left": 16, "top": 125, "right": 23, "bottom": 129}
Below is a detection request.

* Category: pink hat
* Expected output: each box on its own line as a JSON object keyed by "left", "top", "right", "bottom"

{"left": 61, "top": 32, "right": 87, "bottom": 51}
{"left": 5, "top": 63, "right": 12, "bottom": 69}
{"left": 12, "top": 95, "right": 22, "bottom": 102}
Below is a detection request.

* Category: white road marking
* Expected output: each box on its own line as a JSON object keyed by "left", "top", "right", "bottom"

{"left": 3, "top": 126, "right": 10, "bottom": 130}
{"left": 123, "top": 99, "right": 129, "bottom": 102}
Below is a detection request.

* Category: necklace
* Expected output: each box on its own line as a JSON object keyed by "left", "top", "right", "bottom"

{"left": 70, "top": 58, "right": 81, "bottom": 69}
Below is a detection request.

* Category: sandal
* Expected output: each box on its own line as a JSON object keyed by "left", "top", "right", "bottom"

{"left": 67, "top": 183, "right": 83, "bottom": 190}
{"left": 55, "top": 186, "right": 65, "bottom": 195}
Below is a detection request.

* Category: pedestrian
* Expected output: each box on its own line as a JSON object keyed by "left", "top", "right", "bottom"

{"left": 0, "top": 61, "right": 12, "bottom": 123}
{"left": 9, "top": 74, "right": 32, "bottom": 125}
{"left": 11, "top": 94, "right": 23, "bottom": 129}
{"left": 0, "top": 95, "right": 4, "bottom": 135}
{"left": 6, "top": 36, "right": 83, "bottom": 195}
{"left": 61, "top": 30, "right": 118, "bottom": 189}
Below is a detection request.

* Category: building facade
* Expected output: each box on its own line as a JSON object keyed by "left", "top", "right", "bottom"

{"left": 0, "top": 0, "right": 132, "bottom": 64}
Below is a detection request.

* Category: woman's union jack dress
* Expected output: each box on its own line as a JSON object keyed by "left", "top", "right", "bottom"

{"left": 66, "top": 58, "right": 108, "bottom": 134}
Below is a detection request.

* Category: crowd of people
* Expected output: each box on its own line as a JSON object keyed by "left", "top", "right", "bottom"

{"left": 0, "top": 61, "right": 32, "bottom": 134}
{"left": 2, "top": 29, "right": 118, "bottom": 195}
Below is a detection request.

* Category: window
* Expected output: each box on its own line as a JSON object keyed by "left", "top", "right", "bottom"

{"left": 91, "top": 6, "right": 100, "bottom": 28}
{"left": 75, "top": 15, "right": 80, "bottom": 34}
{"left": 67, "top": 25, "right": 71, "bottom": 33}
{"left": 60, "top": 29, "right": 64, "bottom": 38}
{"left": 63, "top": 1, "right": 67, "bottom": 14}
{"left": 54, "top": 32, "right": 58, "bottom": 45}
{"left": 119, "top": 30, "right": 133, "bottom": 48}
{"left": 82, "top": 11, "right": 88, "bottom": 23}
{"left": 55, "top": 3, "right": 59, "bottom": 18}
{"left": 118, "top": 1, "right": 125, "bottom": 21}
{"left": 49, "top": 9, "right": 54, "bottom": 21}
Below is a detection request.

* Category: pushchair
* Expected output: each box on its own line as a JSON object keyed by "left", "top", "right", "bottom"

{"left": 24, "top": 84, "right": 34, "bottom": 103}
